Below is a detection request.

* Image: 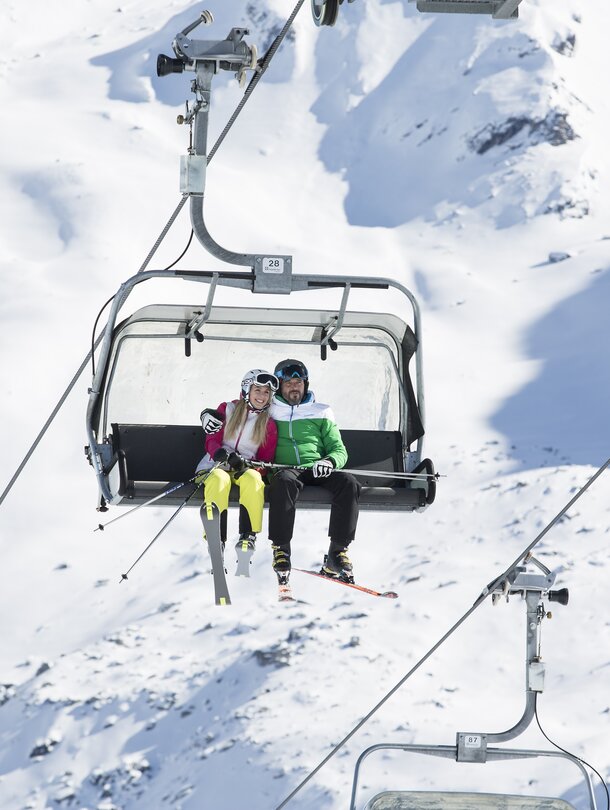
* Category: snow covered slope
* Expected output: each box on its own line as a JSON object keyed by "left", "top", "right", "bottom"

{"left": 0, "top": 1, "right": 608, "bottom": 808}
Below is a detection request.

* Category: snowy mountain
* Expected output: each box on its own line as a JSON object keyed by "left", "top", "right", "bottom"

{"left": 0, "top": 1, "right": 608, "bottom": 809}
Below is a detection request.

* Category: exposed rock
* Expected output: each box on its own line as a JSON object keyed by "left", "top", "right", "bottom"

{"left": 29, "top": 731, "right": 62, "bottom": 758}
{"left": 252, "top": 644, "right": 291, "bottom": 668}
{"left": 246, "top": 2, "right": 295, "bottom": 51}
{"left": 543, "top": 197, "right": 589, "bottom": 219}
{"left": 469, "top": 110, "right": 577, "bottom": 155}
{"left": 552, "top": 32, "right": 576, "bottom": 56}
{"left": 548, "top": 251, "right": 571, "bottom": 263}
{"left": 0, "top": 684, "right": 15, "bottom": 706}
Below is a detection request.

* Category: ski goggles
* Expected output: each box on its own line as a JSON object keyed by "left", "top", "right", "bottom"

{"left": 250, "top": 372, "right": 279, "bottom": 391}
{"left": 275, "top": 363, "right": 308, "bottom": 381}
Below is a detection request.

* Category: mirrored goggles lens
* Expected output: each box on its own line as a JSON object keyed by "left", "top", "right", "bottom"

{"left": 254, "top": 373, "right": 279, "bottom": 391}
{"left": 276, "top": 365, "right": 307, "bottom": 381}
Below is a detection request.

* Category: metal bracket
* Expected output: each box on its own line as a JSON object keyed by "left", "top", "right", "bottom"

{"left": 186, "top": 273, "right": 219, "bottom": 335}
{"left": 180, "top": 154, "right": 206, "bottom": 194}
{"left": 456, "top": 733, "right": 488, "bottom": 763}
{"left": 252, "top": 255, "right": 293, "bottom": 293}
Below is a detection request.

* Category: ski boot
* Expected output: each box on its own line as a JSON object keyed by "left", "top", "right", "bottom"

{"left": 321, "top": 546, "right": 354, "bottom": 583}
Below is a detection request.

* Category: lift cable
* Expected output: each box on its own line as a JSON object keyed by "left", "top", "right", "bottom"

{"left": 0, "top": 194, "right": 189, "bottom": 509}
{"left": 274, "top": 457, "right": 610, "bottom": 810}
{"left": 208, "top": 0, "right": 306, "bottom": 164}
{"left": 534, "top": 695, "right": 609, "bottom": 810}
{"left": 0, "top": 1, "right": 304, "bottom": 508}
{"left": 90, "top": 229, "right": 195, "bottom": 377}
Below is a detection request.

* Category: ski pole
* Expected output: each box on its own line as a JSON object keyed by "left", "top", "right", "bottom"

{"left": 246, "top": 459, "right": 441, "bottom": 481}
{"left": 118, "top": 464, "right": 221, "bottom": 582}
{"left": 95, "top": 476, "right": 199, "bottom": 532}
{"left": 247, "top": 459, "right": 308, "bottom": 471}
{"left": 119, "top": 482, "right": 203, "bottom": 583}
{"left": 96, "top": 461, "right": 224, "bottom": 533}
{"left": 344, "top": 468, "right": 442, "bottom": 481}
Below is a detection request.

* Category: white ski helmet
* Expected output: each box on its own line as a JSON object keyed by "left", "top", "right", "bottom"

{"left": 240, "top": 369, "right": 279, "bottom": 411}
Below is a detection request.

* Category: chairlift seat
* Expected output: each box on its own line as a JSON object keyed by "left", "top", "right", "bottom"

{"left": 364, "top": 791, "right": 577, "bottom": 809}
{"left": 414, "top": 0, "right": 522, "bottom": 17}
{"left": 109, "top": 423, "right": 428, "bottom": 511}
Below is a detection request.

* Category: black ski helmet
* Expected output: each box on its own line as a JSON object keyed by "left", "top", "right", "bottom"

{"left": 274, "top": 358, "right": 309, "bottom": 396}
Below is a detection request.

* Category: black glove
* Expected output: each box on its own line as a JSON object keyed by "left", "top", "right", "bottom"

{"left": 227, "top": 452, "right": 246, "bottom": 472}
{"left": 201, "top": 408, "right": 224, "bottom": 435}
{"left": 213, "top": 448, "right": 229, "bottom": 463}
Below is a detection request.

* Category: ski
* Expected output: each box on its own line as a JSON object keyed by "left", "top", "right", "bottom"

{"left": 292, "top": 568, "right": 398, "bottom": 599}
{"left": 277, "top": 572, "right": 294, "bottom": 602}
{"left": 201, "top": 504, "right": 232, "bottom": 606}
{"left": 235, "top": 538, "right": 256, "bottom": 578}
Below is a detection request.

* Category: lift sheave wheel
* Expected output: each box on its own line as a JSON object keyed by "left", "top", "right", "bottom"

{"left": 311, "top": 0, "right": 340, "bottom": 26}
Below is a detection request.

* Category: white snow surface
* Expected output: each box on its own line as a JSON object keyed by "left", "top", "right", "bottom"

{"left": 0, "top": 1, "right": 609, "bottom": 809}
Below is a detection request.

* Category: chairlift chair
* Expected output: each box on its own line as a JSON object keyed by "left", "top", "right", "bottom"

{"left": 85, "top": 13, "right": 436, "bottom": 513}
{"left": 85, "top": 271, "right": 436, "bottom": 513}
{"left": 350, "top": 560, "right": 597, "bottom": 810}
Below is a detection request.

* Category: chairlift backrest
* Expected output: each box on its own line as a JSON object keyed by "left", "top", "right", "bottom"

{"left": 109, "top": 423, "right": 429, "bottom": 510}
{"left": 364, "top": 792, "right": 577, "bottom": 809}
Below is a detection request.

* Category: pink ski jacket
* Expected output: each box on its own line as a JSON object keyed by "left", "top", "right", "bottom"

{"left": 196, "top": 400, "right": 278, "bottom": 472}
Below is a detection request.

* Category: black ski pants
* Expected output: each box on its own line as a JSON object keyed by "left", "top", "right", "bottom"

{"left": 267, "top": 468, "right": 361, "bottom": 551}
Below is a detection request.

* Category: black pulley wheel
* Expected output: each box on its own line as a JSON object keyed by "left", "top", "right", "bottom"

{"left": 311, "top": 0, "right": 340, "bottom": 26}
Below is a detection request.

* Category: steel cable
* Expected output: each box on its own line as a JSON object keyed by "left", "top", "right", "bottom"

{"left": 208, "top": 0, "right": 306, "bottom": 164}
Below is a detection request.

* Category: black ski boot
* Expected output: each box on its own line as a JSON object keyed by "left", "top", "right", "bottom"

{"left": 271, "top": 544, "right": 291, "bottom": 573}
{"left": 321, "top": 545, "right": 354, "bottom": 583}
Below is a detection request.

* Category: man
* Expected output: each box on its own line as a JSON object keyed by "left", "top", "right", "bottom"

{"left": 267, "top": 358, "right": 361, "bottom": 584}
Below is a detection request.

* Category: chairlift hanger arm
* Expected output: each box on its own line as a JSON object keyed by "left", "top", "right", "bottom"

{"left": 157, "top": 11, "right": 292, "bottom": 277}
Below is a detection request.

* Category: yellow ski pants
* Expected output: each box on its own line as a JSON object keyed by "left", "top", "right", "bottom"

{"left": 202, "top": 468, "right": 265, "bottom": 533}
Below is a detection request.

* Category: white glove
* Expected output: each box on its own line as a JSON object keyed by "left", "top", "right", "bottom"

{"left": 200, "top": 409, "right": 223, "bottom": 435}
{"left": 312, "top": 458, "right": 334, "bottom": 479}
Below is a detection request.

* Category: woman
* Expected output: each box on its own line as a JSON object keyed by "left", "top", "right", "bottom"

{"left": 196, "top": 369, "right": 278, "bottom": 569}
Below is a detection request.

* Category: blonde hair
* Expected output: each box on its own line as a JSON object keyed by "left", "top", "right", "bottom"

{"left": 224, "top": 399, "right": 271, "bottom": 449}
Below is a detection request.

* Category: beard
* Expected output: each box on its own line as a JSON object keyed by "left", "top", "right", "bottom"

{"left": 283, "top": 387, "right": 303, "bottom": 405}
